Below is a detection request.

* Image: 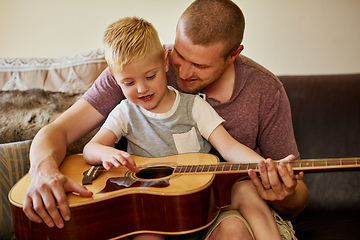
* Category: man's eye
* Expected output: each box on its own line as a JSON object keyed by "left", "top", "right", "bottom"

{"left": 176, "top": 51, "right": 184, "bottom": 60}
{"left": 196, "top": 65, "right": 208, "bottom": 69}
{"left": 194, "top": 63, "right": 210, "bottom": 69}
{"left": 123, "top": 81, "right": 134, "bottom": 86}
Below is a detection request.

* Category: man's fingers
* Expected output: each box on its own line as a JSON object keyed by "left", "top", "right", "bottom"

{"left": 257, "top": 159, "right": 271, "bottom": 188}
{"left": 248, "top": 169, "right": 266, "bottom": 192}
{"left": 22, "top": 173, "right": 93, "bottom": 229}
{"left": 23, "top": 194, "right": 43, "bottom": 224}
{"left": 60, "top": 178, "right": 93, "bottom": 222}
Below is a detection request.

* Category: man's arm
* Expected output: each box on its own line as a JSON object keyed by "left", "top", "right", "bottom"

{"left": 254, "top": 82, "right": 308, "bottom": 216}
{"left": 23, "top": 99, "right": 105, "bottom": 228}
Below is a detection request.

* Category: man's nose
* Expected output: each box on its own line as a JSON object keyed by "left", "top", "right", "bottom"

{"left": 178, "top": 61, "right": 194, "bottom": 80}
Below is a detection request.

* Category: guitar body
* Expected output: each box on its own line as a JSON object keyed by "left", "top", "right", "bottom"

{"left": 11, "top": 152, "right": 358, "bottom": 239}
{"left": 9, "top": 153, "right": 225, "bottom": 240}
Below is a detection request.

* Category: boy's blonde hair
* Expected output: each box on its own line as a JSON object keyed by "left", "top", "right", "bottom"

{"left": 103, "top": 17, "right": 164, "bottom": 69}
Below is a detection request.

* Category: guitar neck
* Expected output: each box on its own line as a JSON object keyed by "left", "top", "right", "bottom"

{"left": 173, "top": 157, "right": 360, "bottom": 174}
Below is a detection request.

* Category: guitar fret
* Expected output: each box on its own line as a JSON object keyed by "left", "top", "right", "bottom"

{"left": 190, "top": 165, "right": 197, "bottom": 173}
{"left": 209, "top": 165, "right": 217, "bottom": 172}
{"left": 202, "top": 165, "right": 208, "bottom": 172}
{"left": 343, "top": 158, "right": 356, "bottom": 165}
{"left": 173, "top": 166, "right": 180, "bottom": 174}
{"left": 230, "top": 164, "right": 240, "bottom": 171}
{"left": 290, "top": 162, "right": 300, "bottom": 168}
{"left": 215, "top": 165, "right": 223, "bottom": 172}
{"left": 222, "top": 163, "right": 231, "bottom": 171}
{"left": 328, "top": 159, "right": 340, "bottom": 166}
{"left": 314, "top": 160, "right": 326, "bottom": 167}
{"left": 177, "top": 166, "right": 183, "bottom": 174}
{"left": 249, "top": 163, "right": 257, "bottom": 170}
{"left": 302, "top": 161, "right": 312, "bottom": 168}
{"left": 240, "top": 163, "right": 248, "bottom": 171}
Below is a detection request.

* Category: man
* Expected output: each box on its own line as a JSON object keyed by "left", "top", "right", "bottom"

{"left": 24, "top": 0, "right": 308, "bottom": 239}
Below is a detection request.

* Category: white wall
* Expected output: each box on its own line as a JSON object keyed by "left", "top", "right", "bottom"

{"left": 1, "top": 0, "right": 359, "bottom": 75}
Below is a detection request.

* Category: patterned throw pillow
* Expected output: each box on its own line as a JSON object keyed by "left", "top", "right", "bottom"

{"left": 0, "top": 140, "right": 32, "bottom": 240}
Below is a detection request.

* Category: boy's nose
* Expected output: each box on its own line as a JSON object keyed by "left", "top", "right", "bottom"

{"left": 137, "top": 82, "right": 149, "bottom": 94}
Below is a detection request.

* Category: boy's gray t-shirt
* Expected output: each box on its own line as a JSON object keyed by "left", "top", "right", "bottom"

{"left": 101, "top": 88, "right": 224, "bottom": 157}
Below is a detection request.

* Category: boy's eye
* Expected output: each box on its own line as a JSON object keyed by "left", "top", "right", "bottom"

{"left": 146, "top": 74, "right": 156, "bottom": 80}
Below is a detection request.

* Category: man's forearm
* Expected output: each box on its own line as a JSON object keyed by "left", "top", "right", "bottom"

{"left": 29, "top": 123, "right": 69, "bottom": 176}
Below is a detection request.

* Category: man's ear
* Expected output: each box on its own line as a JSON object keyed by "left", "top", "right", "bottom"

{"left": 107, "top": 67, "right": 114, "bottom": 75}
{"left": 227, "top": 45, "right": 244, "bottom": 64}
{"left": 164, "top": 50, "right": 170, "bottom": 72}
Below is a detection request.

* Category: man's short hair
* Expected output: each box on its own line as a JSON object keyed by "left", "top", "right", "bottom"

{"left": 178, "top": 0, "right": 245, "bottom": 58}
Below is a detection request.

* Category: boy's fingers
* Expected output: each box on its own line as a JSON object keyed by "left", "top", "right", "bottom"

{"left": 122, "top": 154, "right": 139, "bottom": 172}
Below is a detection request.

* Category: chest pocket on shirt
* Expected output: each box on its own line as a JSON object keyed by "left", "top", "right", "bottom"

{"left": 173, "top": 127, "right": 201, "bottom": 154}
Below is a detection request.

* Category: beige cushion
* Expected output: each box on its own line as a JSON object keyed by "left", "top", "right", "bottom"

{"left": 0, "top": 140, "right": 32, "bottom": 240}
{"left": 0, "top": 49, "right": 107, "bottom": 93}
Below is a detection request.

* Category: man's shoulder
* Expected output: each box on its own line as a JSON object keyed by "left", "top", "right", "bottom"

{"left": 235, "top": 55, "right": 283, "bottom": 89}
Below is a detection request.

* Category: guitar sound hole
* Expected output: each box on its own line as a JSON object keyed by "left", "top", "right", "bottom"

{"left": 136, "top": 166, "right": 174, "bottom": 179}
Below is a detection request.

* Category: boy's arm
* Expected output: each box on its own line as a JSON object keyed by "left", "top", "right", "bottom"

{"left": 83, "top": 129, "right": 138, "bottom": 172}
{"left": 208, "top": 124, "right": 264, "bottom": 163}
{"left": 24, "top": 99, "right": 104, "bottom": 228}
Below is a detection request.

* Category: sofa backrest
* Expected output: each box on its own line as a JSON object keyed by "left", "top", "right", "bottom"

{"left": 279, "top": 74, "right": 360, "bottom": 212}
{"left": 280, "top": 74, "right": 360, "bottom": 159}
{"left": 0, "top": 49, "right": 107, "bottom": 93}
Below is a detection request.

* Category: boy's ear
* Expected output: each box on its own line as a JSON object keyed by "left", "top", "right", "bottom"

{"left": 227, "top": 45, "right": 244, "bottom": 64}
{"left": 164, "top": 50, "right": 170, "bottom": 72}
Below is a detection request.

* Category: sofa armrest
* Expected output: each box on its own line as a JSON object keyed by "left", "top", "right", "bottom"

{"left": 0, "top": 140, "right": 32, "bottom": 240}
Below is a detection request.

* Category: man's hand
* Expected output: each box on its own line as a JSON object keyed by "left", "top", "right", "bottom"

{"left": 248, "top": 154, "right": 304, "bottom": 201}
{"left": 23, "top": 171, "right": 93, "bottom": 228}
{"left": 247, "top": 154, "right": 308, "bottom": 216}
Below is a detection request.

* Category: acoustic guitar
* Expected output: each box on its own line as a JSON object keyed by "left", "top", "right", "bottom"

{"left": 9, "top": 153, "right": 360, "bottom": 240}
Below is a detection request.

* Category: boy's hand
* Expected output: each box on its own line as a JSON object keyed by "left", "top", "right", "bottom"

{"left": 102, "top": 149, "right": 139, "bottom": 173}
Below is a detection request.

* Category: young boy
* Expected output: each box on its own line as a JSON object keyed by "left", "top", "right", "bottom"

{"left": 83, "top": 17, "right": 282, "bottom": 240}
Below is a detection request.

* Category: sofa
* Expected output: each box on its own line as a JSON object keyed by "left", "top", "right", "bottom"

{"left": 0, "top": 51, "right": 359, "bottom": 240}
{"left": 280, "top": 74, "right": 360, "bottom": 239}
{"left": 0, "top": 50, "right": 108, "bottom": 240}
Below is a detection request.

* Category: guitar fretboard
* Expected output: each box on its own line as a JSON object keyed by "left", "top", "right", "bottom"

{"left": 172, "top": 157, "right": 360, "bottom": 174}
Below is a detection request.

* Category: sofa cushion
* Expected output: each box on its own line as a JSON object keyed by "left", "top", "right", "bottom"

{"left": 0, "top": 140, "right": 32, "bottom": 240}
{"left": 0, "top": 89, "right": 98, "bottom": 155}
